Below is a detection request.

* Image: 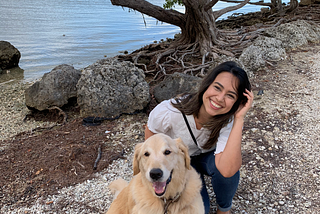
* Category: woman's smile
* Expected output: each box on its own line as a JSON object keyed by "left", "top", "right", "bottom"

{"left": 210, "top": 99, "right": 222, "bottom": 109}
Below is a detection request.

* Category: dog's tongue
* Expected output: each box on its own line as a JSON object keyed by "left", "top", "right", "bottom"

{"left": 152, "top": 181, "right": 166, "bottom": 194}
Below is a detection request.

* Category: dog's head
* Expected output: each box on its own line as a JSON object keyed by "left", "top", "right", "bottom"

{"left": 133, "top": 133, "right": 190, "bottom": 197}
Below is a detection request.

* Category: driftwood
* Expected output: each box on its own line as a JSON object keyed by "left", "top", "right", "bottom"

{"left": 93, "top": 145, "right": 102, "bottom": 170}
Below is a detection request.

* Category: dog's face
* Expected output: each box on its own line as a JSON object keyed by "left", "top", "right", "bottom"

{"left": 133, "top": 133, "right": 190, "bottom": 197}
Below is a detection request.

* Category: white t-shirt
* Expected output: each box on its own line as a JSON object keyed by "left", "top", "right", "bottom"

{"left": 147, "top": 100, "right": 233, "bottom": 156}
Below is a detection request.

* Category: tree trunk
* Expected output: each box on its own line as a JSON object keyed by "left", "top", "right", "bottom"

{"left": 286, "top": 0, "right": 299, "bottom": 13}
{"left": 271, "top": 0, "right": 284, "bottom": 13}
{"left": 179, "top": 0, "right": 220, "bottom": 55}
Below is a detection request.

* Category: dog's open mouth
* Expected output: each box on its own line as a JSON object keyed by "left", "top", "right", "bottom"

{"left": 152, "top": 171, "right": 172, "bottom": 196}
{"left": 152, "top": 181, "right": 167, "bottom": 196}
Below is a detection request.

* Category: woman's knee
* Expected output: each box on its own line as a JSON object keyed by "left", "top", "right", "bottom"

{"left": 211, "top": 170, "right": 239, "bottom": 209}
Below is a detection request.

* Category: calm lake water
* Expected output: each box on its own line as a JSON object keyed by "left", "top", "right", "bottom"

{"left": 1, "top": 0, "right": 268, "bottom": 82}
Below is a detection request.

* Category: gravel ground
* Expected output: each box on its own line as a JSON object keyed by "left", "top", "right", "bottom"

{"left": 0, "top": 81, "right": 56, "bottom": 143}
{"left": 233, "top": 45, "right": 320, "bottom": 213}
{"left": 0, "top": 44, "right": 319, "bottom": 213}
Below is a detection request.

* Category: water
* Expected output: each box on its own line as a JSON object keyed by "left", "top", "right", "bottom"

{"left": 0, "top": 0, "right": 269, "bottom": 82}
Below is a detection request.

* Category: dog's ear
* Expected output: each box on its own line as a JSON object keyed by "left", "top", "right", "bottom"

{"left": 133, "top": 143, "right": 143, "bottom": 175}
{"left": 175, "top": 138, "right": 191, "bottom": 170}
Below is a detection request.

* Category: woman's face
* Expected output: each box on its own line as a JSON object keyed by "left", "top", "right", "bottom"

{"left": 201, "top": 72, "right": 239, "bottom": 117}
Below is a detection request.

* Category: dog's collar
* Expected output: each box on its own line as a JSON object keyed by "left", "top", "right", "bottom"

{"left": 163, "top": 192, "right": 181, "bottom": 214}
{"left": 162, "top": 170, "right": 180, "bottom": 214}
{"left": 166, "top": 170, "right": 173, "bottom": 185}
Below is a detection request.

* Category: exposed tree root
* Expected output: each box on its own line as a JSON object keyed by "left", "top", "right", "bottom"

{"left": 117, "top": 25, "right": 259, "bottom": 81}
{"left": 116, "top": 7, "right": 319, "bottom": 85}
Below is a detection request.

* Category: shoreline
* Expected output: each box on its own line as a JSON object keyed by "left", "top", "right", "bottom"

{"left": 0, "top": 6, "right": 294, "bottom": 83}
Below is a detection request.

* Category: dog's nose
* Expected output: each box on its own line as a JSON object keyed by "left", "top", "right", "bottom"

{"left": 149, "top": 168, "right": 163, "bottom": 180}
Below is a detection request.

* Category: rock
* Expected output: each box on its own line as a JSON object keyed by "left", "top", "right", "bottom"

{"left": 240, "top": 20, "right": 320, "bottom": 73}
{"left": 263, "top": 20, "right": 320, "bottom": 50}
{"left": 25, "top": 64, "right": 81, "bottom": 111}
{"left": 153, "top": 72, "right": 202, "bottom": 103}
{"left": 239, "top": 36, "right": 286, "bottom": 72}
{"left": 76, "top": 58, "right": 150, "bottom": 118}
{"left": 0, "top": 41, "right": 21, "bottom": 71}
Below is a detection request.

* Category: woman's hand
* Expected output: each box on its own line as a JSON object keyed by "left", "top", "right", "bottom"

{"left": 235, "top": 89, "right": 254, "bottom": 120}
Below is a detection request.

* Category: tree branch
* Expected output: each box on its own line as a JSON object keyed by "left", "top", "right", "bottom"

{"left": 213, "top": 0, "right": 250, "bottom": 19}
{"left": 205, "top": 0, "right": 219, "bottom": 11}
{"left": 111, "top": 0, "right": 185, "bottom": 27}
{"left": 220, "top": 0, "right": 273, "bottom": 8}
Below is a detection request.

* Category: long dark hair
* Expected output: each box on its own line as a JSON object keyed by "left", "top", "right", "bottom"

{"left": 172, "top": 61, "right": 251, "bottom": 149}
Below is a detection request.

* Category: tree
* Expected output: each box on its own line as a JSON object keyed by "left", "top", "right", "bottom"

{"left": 109, "top": 0, "right": 290, "bottom": 76}
{"left": 111, "top": 0, "right": 249, "bottom": 57}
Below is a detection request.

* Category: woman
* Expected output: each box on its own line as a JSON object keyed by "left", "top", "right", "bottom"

{"left": 145, "top": 61, "right": 254, "bottom": 214}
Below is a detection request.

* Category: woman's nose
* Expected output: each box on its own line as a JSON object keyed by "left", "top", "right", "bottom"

{"left": 216, "top": 92, "right": 225, "bottom": 101}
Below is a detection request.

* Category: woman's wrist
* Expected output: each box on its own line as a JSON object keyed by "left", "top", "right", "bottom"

{"left": 232, "top": 117, "right": 245, "bottom": 130}
{"left": 234, "top": 116, "right": 245, "bottom": 124}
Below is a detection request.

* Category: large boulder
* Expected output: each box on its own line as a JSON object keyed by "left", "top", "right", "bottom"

{"left": 263, "top": 20, "right": 320, "bottom": 50}
{"left": 76, "top": 58, "right": 150, "bottom": 118}
{"left": 153, "top": 72, "right": 202, "bottom": 103}
{"left": 0, "top": 41, "right": 21, "bottom": 72}
{"left": 240, "top": 20, "right": 320, "bottom": 73}
{"left": 25, "top": 64, "right": 81, "bottom": 111}
{"left": 240, "top": 36, "right": 286, "bottom": 72}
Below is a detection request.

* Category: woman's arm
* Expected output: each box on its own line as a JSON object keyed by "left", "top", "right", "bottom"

{"left": 145, "top": 125, "right": 155, "bottom": 140}
{"left": 214, "top": 117, "right": 244, "bottom": 177}
{"left": 215, "top": 89, "right": 254, "bottom": 178}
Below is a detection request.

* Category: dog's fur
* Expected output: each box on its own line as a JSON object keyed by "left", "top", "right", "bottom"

{"left": 106, "top": 133, "right": 204, "bottom": 214}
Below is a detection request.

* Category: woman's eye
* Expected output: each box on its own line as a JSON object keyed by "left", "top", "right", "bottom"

{"left": 164, "top": 150, "right": 171, "bottom": 155}
{"left": 214, "top": 86, "right": 221, "bottom": 91}
{"left": 144, "top": 152, "right": 150, "bottom": 157}
{"left": 227, "top": 94, "right": 236, "bottom": 99}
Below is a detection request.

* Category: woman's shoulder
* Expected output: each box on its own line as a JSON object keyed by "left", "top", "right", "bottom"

{"left": 149, "top": 99, "right": 181, "bottom": 120}
{"left": 147, "top": 99, "right": 183, "bottom": 133}
{"left": 155, "top": 99, "right": 179, "bottom": 111}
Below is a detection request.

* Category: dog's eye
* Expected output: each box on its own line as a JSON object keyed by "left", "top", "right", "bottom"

{"left": 164, "top": 150, "right": 171, "bottom": 155}
{"left": 144, "top": 152, "right": 150, "bottom": 157}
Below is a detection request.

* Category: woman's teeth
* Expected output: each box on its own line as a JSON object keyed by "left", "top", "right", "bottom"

{"left": 211, "top": 100, "right": 221, "bottom": 108}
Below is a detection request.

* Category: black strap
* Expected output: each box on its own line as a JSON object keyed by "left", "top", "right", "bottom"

{"left": 181, "top": 112, "right": 198, "bottom": 146}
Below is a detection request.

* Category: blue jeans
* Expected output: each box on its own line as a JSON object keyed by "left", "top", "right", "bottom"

{"left": 191, "top": 150, "right": 240, "bottom": 213}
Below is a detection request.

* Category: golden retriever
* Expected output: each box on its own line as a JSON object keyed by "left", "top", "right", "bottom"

{"left": 106, "top": 133, "right": 204, "bottom": 214}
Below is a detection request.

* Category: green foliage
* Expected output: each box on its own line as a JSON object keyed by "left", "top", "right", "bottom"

{"left": 163, "top": 0, "right": 184, "bottom": 9}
